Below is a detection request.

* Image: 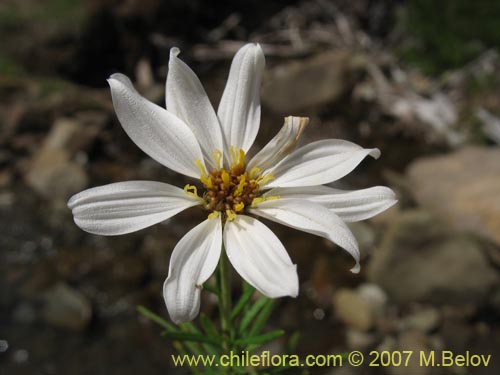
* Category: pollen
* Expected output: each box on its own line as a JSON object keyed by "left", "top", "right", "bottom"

{"left": 207, "top": 211, "right": 219, "bottom": 220}
{"left": 184, "top": 184, "right": 200, "bottom": 199}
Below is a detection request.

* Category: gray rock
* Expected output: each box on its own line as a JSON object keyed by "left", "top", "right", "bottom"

{"left": 25, "top": 148, "right": 88, "bottom": 200}
{"left": 110, "top": 255, "right": 147, "bottom": 285}
{"left": 400, "top": 307, "right": 440, "bottom": 332}
{"left": 368, "top": 210, "right": 498, "bottom": 305}
{"left": 25, "top": 117, "right": 94, "bottom": 200}
{"left": 333, "top": 284, "right": 387, "bottom": 332}
{"left": 12, "top": 302, "right": 37, "bottom": 324}
{"left": 42, "top": 283, "right": 92, "bottom": 331}
{"left": 345, "top": 328, "right": 376, "bottom": 350}
{"left": 358, "top": 283, "right": 387, "bottom": 318}
{"left": 407, "top": 147, "right": 500, "bottom": 245}
{"left": 262, "top": 51, "right": 361, "bottom": 113}
{"left": 347, "top": 222, "right": 376, "bottom": 251}
{"left": 377, "top": 332, "right": 430, "bottom": 375}
{"left": 333, "top": 288, "right": 373, "bottom": 331}
{"left": 391, "top": 331, "right": 430, "bottom": 375}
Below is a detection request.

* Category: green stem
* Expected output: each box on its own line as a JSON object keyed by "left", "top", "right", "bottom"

{"left": 218, "top": 246, "right": 233, "bottom": 366}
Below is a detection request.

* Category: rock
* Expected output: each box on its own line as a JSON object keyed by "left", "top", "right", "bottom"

{"left": 367, "top": 64, "right": 461, "bottom": 146}
{"left": 110, "top": 255, "right": 148, "bottom": 285}
{"left": 347, "top": 222, "right": 376, "bottom": 251}
{"left": 377, "top": 332, "right": 430, "bottom": 375}
{"left": 391, "top": 331, "right": 430, "bottom": 375}
{"left": 262, "top": 51, "right": 360, "bottom": 113}
{"left": 358, "top": 283, "right": 387, "bottom": 318}
{"left": 333, "top": 288, "right": 373, "bottom": 331}
{"left": 19, "top": 261, "right": 59, "bottom": 298}
{"left": 345, "top": 328, "right": 376, "bottom": 350}
{"left": 25, "top": 148, "right": 88, "bottom": 200}
{"left": 0, "top": 340, "right": 8, "bottom": 353}
{"left": 41, "top": 283, "right": 92, "bottom": 331}
{"left": 141, "top": 233, "right": 177, "bottom": 278}
{"left": 24, "top": 117, "right": 94, "bottom": 200}
{"left": 309, "top": 253, "right": 337, "bottom": 305}
{"left": 400, "top": 307, "right": 440, "bottom": 332}
{"left": 12, "top": 302, "right": 37, "bottom": 324}
{"left": 407, "top": 147, "right": 500, "bottom": 246}
{"left": 368, "top": 210, "right": 498, "bottom": 305}
{"left": 492, "top": 289, "right": 500, "bottom": 315}
{"left": 376, "top": 335, "right": 397, "bottom": 352}
{"left": 333, "top": 284, "right": 387, "bottom": 332}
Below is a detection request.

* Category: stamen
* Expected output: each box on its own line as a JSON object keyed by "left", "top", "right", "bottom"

{"left": 238, "top": 148, "right": 245, "bottom": 166}
{"left": 195, "top": 159, "right": 208, "bottom": 178}
{"left": 195, "top": 159, "right": 211, "bottom": 187}
{"left": 184, "top": 184, "right": 200, "bottom": 198}
{"left": 208, "top": 211, "right": 219, "bottom": 220}
{"left": 234, "top": 175, "right": 246, "bottom": 196}
{"left": 226, "top": 210, "right": 237, "bottom": 221}
{"left": 251, "top": 195, "right": 280, "bottom": 207}
{"left": 205, "top": 177, "right": 214, "bottom": 189}
{"left": 257, "top": 172, "right": 275, "bottom": 186}
{"left": 265, "top": 195, "right": 280, "bottom": 202}
{"left": 249, "top": 167, "right": 260, "bottom": 179}
{"left": 251, "top": 197, "right": 264, "bottom": 207}
{"left": 234, "top": 202, "right": 245, "bottom": 212}
{"left": 229, "top": 146, "right": 238, "bottom": 167}
{"left": 212, "top": 150, "right": 223, "bottom": 169}
{"left": 229, "top": 146, "right": 246, "bottom": 170}
{"left": 221, "top": 170, "right": 230, "bottom": 189}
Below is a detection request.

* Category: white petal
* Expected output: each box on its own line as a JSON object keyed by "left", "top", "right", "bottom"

{"left": 166, "top": 48, "right": 224, "bottom": 168}
{"left": 247, "top": 116, "right": 309, "bottom": 173}
{"left": 108, "top": 73, "right": 205, "bottom": 178}
{"left": 250, "top": 199, "right": 360, "bottom": 273}
{"left": 164, "top": 217, "right": 222, "bottom": 324}
{"left": 265, "top": 139, "right": 380, "bottom": 188}
{"left": 217, "top": 43, "right": 265, "bottom": 158}
{"left": 265, "top": 185, "right": 397, "bottom": 222}
{"left": 68, "top": 181, "right": 200, "bottom": 235}
{"left": 223, "top": 215, "right": 298, "bottom": 298}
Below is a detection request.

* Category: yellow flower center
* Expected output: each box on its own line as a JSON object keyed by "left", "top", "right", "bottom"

{"left": 186, "top": 148, "right": 279, "bottom": 221}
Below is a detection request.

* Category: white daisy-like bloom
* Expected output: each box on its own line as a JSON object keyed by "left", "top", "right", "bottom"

{"left": 68, "top": 43, "right": 396, "bottom": 324}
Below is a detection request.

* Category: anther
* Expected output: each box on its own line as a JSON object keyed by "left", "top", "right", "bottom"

{"left": 226, "top": 210, "right": 237, "bottom": 221}
{"left": 208, "top": 211, "right": 219, "bottom": 220}
{"left": 212, "top": 150, "right": 223, "bottom": 169}
{"left": 184, "top": 184, "right": 200, "bottom": 198}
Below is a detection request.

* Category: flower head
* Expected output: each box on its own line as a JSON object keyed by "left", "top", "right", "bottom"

{"left": 68, "top": 43, "right": 396, "bottom": 324}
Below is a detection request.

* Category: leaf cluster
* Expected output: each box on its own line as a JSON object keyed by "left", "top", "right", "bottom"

{"left": 137, "top": 282, "right": 305, "bottom": 375}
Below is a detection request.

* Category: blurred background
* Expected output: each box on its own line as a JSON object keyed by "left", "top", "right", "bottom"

{"left": 1, "top": 0, "right": 499, "bottom": 374}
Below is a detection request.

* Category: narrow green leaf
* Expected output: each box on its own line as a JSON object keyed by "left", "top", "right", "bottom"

{"left": 200, "top": 313, "right": 221, "bottom": 339}
{"left": 248, "top": 299, "right": 275, "bottom": 336}
{"left": 234, "top": 329, "right": 285, "bottom": 346}
{"left": 239, "top": 297, "right": 269, "bottom": 333}
{"left": 172, "top": 342, "right": 202, "bottom": 375}
{"left": 243, "top": 280, "right": 254, "bottom": 293}
{"left": 231, "top": 284, "right": 255, "bottom": 320}
{"left": 137, "top": 305, "right": 177, "bottom": 332}
{"left": 203, "top": 282, "right": 220, "bottom": 295}
{"left": 161, "top": 331, "right": 220, "bottom": 346}
{"left": 179, "top": 321, "right": 202, "bottom": 334}
{"left": 180, "top": 321, "right": 219, "bottom": 355}
{"left": 286, "top": 331, "right": 301, "bottom": 354}
{"left": 233, "top": 367, "right": 250, "bottom": 375}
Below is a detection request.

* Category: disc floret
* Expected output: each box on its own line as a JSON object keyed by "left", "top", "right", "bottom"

{"left": 189, "top": 148, "right": 277, "bottom": 221}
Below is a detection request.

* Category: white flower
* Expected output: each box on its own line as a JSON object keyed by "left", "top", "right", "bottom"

{"left": 68, "top": 43, "right": 396, "bottom": 324}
